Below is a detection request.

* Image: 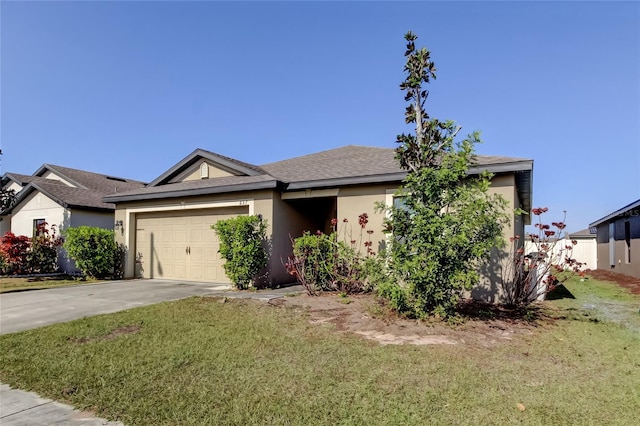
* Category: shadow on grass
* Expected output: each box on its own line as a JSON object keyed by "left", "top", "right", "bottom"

{"left": 546, "top": 283, "right": 576, "bottom": 300}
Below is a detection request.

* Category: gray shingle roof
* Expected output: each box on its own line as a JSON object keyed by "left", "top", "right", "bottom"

{"left": 105, "top": 145, "right": 532, "bottom": 209}
{"left": 3, "top": 165, "right": 147, "bottom": 214}
{"left": 31, "top": 179, "right": 117, "bottom": 211}
{"left": 260, "top": 146, "right": 401, "bottom": 183}
{"left": 2, "top": 173, "right": 37, "bottom": 187}
{"left": 569, "top": 228, "right": 596, "bottom": 238}
{"left": 260, "top": 145, "right": 531, "bottom": 184}
{"left": 37, "top": 164, "right": 146, "bottom": 194}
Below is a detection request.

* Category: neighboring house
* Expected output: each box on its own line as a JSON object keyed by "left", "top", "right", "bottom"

{"left": 568, "top": 229, "right": 597, "bottom": 270}
{"left": 589, "top": 199, "right": 640, "bottom": 279}
{"left": 104, "top": 145, "right": 533, "bottom": 301}
{"left": 524, "top": 228, "right": 597, "bottom": 272}
{"left": 1, "top": 165, "right": 146, "bottom": 272}
{"left": 0, "top": 173, "right": 36, "bottom": 236}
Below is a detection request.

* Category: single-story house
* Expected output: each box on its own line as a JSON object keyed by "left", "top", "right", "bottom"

{"left": 567, "top": 229, "right": 597, "bottom": 270}
{"left": 589, "top": 199, "right": 640, "bottom": 279}
{"left": 104, "top": 145, "right": 533, "bottom": 300}
{"left": 1, "top": 165, "right": 146, "bottom": 272}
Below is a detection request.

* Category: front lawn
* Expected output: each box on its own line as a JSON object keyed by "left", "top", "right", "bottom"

{"left": 0, "top": 276, "right": 99, "bottom": 293}
{"left": 0, "top": 278, "right": 639, "bottom": 425}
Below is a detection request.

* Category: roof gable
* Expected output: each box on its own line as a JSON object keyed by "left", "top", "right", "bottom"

{"left": 148, "top": 149, "right": 264, "bottom": 187}
{"left": 33, "top": 164, "right": 146, "bottom": 194}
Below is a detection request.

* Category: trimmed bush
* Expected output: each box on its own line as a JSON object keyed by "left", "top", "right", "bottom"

{"left": 63, "top": 226, "right": 117, "bottom": 278}
{"left": 212, "top": 215, "right": 268, "bottom": 289}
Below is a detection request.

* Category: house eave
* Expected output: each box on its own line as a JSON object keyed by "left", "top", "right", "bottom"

{"left": 589, "top": 198, "right": 640, "bottom": 228}
{"left": 285, "top": 172, "right": 408, "bottom": 191}
{"left": 103, "top": 180, "right": 279, "bottom": 203}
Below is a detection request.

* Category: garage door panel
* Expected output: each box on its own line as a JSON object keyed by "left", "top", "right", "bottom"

{"left": 135, "top": 207, "right": 248, "bottom": 282}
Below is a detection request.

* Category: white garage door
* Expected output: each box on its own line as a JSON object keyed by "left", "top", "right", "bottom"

{"left": 135, "top": 206, "right": 248, "bottom": 282}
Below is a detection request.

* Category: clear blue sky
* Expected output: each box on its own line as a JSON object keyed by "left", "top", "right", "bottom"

{"left": 2, "top": 1, "right": 639, "bottom": 232}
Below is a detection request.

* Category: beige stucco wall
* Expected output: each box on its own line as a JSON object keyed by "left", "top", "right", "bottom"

{"left": 39, "top": 170, "right": 75, "bottom": 187}
{"left": 336, "top": 184, "right": 396, "bottom": 256}
{"left": 473, "top": 174, "right": 516, "bottom": 302}
{"left": 6, "top": 181, "right": 23, "bottom": 193}
{"left": 182, "top": 161, "right": 234, "bottom": 181}
{"left": 11, "top": 191, "right": 67, "bottom": 237}
{"left": 114, "top": 190, "right": 275, "bottom": 279}
{"left": 70, "top": 210, "right": 114, "bottom": 230}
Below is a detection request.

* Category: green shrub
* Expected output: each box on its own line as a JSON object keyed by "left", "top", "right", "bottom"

{"left": 288, "top": 232, "right": 338, "bottom": 293}
{"left": 212, "top": 215, "right": 267, "bottom": 290}
{"left": 286, "top": 227, "right": 384, "bottom": 295}
{"left": 63, "top": 226, "right": 117, "bottom": 278}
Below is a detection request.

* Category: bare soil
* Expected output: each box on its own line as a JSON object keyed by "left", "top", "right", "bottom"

{"left": 587, "top": 270, "right": 640, "bottom": 295}
{"left": 273, "top": 294, "right": 545, "bottom": 347}
{"left": 67, "top": 325, "right": 142, "bottom": 345}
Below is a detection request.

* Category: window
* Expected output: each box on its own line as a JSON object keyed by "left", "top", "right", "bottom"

{"left": 625, "top": 221, "right": 631, "bottom": 263}
{"left": 33, "top": 219, "right": 46, "bottom": 237}
{"left": 200, "top": 163, "right": 209, "bottom": 179}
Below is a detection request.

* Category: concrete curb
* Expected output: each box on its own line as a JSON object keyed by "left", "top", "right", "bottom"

{"left": 0, "top": 383, "right": 123, "bottom": 425}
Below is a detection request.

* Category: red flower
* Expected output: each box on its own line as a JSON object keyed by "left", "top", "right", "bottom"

{"left": 366, "top": 229, "right": 374, "bottom": 235}
{"left": 358, "top": 213, "right": 369, "bottom": 228}
{"left": 330, "top": 218, "right": 338, "bottom": 226}
{"left": 544, "top": 230, "right": 555, "bottom": 237}
{"left": 343, "top": 218, "right": 349, "bottom": 223}
{"left": 551, "top": 222, "right": 566, "bottom": 230}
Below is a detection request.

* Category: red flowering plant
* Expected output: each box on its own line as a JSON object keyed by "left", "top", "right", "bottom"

{"left": 501, "top": 208, "right": 584, "bottom": 307}
{"left": 285, "top": 212, "right": 379, "bottom": 295}
{"left": 0, "top": 232, "right": 31, "bottom": 275}
{"left": 0, "top": 222, "right": 64, "bottom": 275}
{"left": 28, "top": 222, "right": 64, "bottom": 274}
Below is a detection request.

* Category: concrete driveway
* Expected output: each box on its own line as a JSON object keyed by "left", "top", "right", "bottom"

{"left": 0, "top": 279, "right": 230, "bottom": 335}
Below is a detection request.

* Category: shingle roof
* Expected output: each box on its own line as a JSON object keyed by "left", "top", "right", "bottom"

{"left": 37, "top": 164, "right": 146, "bottom": 194}
{"left": 260, "top": 145, "right": 531, "bottom": 185}
{"left": 569, "top": 228, "right": 596, "bottom": 238}
{"left": 106, "top": 145, "right": 533, "bottom": 212}
{"left": 3, "top": 165, "right": 147, "bottom": 214}
{"left": 31, "top": 179, "right": 117, "bottom": 211}
{"left": 2, "top": 173, "right": 37, "bottom": 186}
{"left": 260, "top": 146, "right": 401, "bottom": 183}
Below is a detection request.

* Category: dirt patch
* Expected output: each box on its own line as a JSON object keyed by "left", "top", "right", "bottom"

{"left": 587, "top": 270, "right": 640, "bottom": 295}
{"left": 68, "top": 325, "right": 141, "bottom": 345}
{"left": 275, "top": 294, "right": 542, "bottom": 347}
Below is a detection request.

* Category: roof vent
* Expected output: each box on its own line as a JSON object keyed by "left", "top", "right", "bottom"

{"left": 200, "top": 163, "right": 209, "bottom": 179}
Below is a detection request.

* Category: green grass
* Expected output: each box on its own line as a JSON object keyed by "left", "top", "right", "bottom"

{"left": 1, "top": 280, "right": 639, "bottom": 425}
{"left": 0, "top": 276, "right": 100, "bottom": 293}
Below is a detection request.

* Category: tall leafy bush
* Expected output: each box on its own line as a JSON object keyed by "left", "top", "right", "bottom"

{"left": 63, "top": 226, "right": 117, "bottom": 278}
{"left": 212, "top": 215, "right": 267, "bottom": 289}
{"left": 381, "top": 32, "right": 508, "bottom": 318}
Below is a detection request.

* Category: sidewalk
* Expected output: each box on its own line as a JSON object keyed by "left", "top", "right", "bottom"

{"left": 0, "top": 383, "right": 123, "bottom": 425}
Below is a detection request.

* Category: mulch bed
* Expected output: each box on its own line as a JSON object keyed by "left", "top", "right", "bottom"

{"left": 587, "top": 269, "right": 640, "bottom": 295}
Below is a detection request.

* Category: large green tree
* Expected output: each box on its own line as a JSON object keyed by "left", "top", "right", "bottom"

{"left": 382, "top": 31, "right": 509, "bottom": 318}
